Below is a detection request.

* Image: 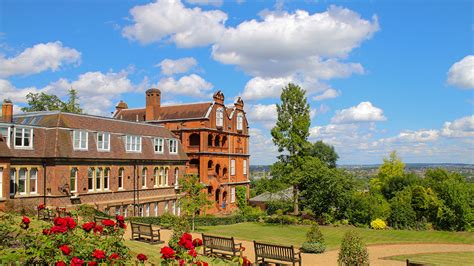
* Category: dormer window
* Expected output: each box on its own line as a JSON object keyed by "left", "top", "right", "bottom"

{"left": 237, "top": 112, "right": 243, "bottom": 131}
{"left": 0, "top": 127, "right": 11, "bottom": 148}
{"left": 73, "top": 130, "right": 88, "bottom": 150}
{"left": 14, "top": 127, "right": 33, "bottom": 149}
{"left": 169, "top": 139, "right": 178, "bottom": 154}
{"left": 154, "top": 137, "right": 164, "bottom": 153}
{"left": 125, "top": 135, "right": 141, "bottom": 152}
{"left": 97, "top": 132, "right": 110, "bottom": 151}
{"left": 216, "top": 107, "right": 224, "bottom": 127}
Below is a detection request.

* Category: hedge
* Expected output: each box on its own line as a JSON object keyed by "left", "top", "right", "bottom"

{"left": 130, "top": 214, "right": 261, "bottom": 227}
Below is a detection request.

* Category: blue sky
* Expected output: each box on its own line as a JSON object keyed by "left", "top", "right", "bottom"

{"left": 0, "top": 0, "right": 473, "bottom": 165}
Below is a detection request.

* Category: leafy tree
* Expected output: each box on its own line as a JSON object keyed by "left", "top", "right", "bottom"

{"left": 338, "top": 231, "right": 369, "bottom": 266}
{"left": 235, "top": 186, "right": 248, "bottom": 210}
{"left": 381, "top": 173, "right": 419, "bottom": 199}
{"left": 21, "top": 89, "right": 82, "bottom": 113}
{"left": 271, "top": 83, "right": 311, "bottom": 214}
{"left": 303, "top": 140, "right": 339, "bottom": 168}
{"left": 388, "top": 188, "right": 416, "bottom": 229}
{"left": 378, "top": 151, "right": 405, "bottom": 181}
{"left": 178, "top": 175, "right": 212, "bottom": 231}
{"left": 250, "top": 175, "right": 286, "bottom": 197}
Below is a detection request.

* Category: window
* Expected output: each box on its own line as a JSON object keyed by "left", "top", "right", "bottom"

{"left": 154, "top": 202, "right": 159, "bottom": 216}
{"left": 97, "top": 132, "right": 110, "bottom": 151}
{"left": 96, "top": 168, "right": 102, "bottom": 190}
{"left": 164, "top": 168, "right": 169, "bottom": 186}
{"left": 18, "top": 168, "right": 27, "bottom": 194}
{"left": 243, "top": 160, "right": 247, "bottom": 175}
{"left": 104, "top": 168, "right": 110, "bottom": 190}
{"left": 237, "top": 113, "right": 244, "bottom": 130}
{"left": 10, "top": 168, "right": 16, "bottom": 195}
{"left": 172, "top": 200, "right": 176, "bottom": 215}
{"left": 216, "top": 107, "right": 224, "bottom": 127}
{"left": 159, "top": 168, "right": 164, "bottom": 186}
{"left": 169, "top": 139, "right": 178, "bottom": 154}
{"left": 118, "top": 168, "right": 124, "bottom": 190}
{"left": 0, "top": 127, "right": 11, "bottom": 148}
{"left": 154, "top": 168, "right": 159, "bottom": 187}
{"left": 124, "top": 206, "right": 128, "bottom": 218}
{"left": 125, "top": 135, "right": 141, "bottom": 152}
{"left": 138, "top": 205, "right": 144, "bottom": 217}
{"left": 28, "top": 168, "right": 37, "bottom": 194}
{"left": 154, "top": 138, "right": 164, "bottom": 153}
{"left": 146, "top": 204, "right": 150, "bottom": 217}
{"left": 174, "top": 168, "right": 179, "bottom": 188}
{"left": 164, "top": 201, "right": 169, "bottom": 213}
{"left": 115, "top": 206, "right": 121, "bottom": 216}
{"left": 14, "top": 127, "right": 33, "bottom": 149}
{"left": 230, "top": 159, "right": 236, "bottom": 176}
{"left": 88, "top": 168, "right": 94, "bottom": 191}
{"left": 73, "top": 130, "right": 88, "bottom": 150}
{"left": 141, "top": 168, "right": 147, "bottom": 188}
{"left": 231, "top": 187, "right": 236, "bottom": 203}
{"left": 70, "top": 168, "right": 78, "bottom": 193}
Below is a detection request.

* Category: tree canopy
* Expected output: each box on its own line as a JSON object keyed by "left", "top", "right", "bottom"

{"left": 21, "top": 89, "right": 83, "bottom": 114}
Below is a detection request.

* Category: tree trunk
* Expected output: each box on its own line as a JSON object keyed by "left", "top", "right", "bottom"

{"left": 293, "top": 185, "right": 299, "bottom": 215}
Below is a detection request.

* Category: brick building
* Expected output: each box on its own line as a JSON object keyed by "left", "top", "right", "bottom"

{"left": 113, "top": 89, "right": 250, "bottom": 213}
{"left": 0, "top": 99, "right": 188, "bottom": 216}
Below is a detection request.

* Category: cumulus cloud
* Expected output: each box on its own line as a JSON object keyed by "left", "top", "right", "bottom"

{"left": 331, "top": 101, "right": 386, "bottom": 124}
{"left": 0, "top": 79, "right": 41, "bottom": 103}
{"left": 447, "top": 55, "right": 474, "bottom": 89}
{"left": 0, "top": 41, "right": 81, "bottom": 78}
{"left": 441, "top": 115, "right": 474, "bottom": 138}
{"left": 249, "top": 128, "right": 278, "bottom": 165}
{"left": 313, "top": 89, "right": 341, "bottom": 101}
{"left": 379, "top": 129, "right": 439, "bottom": 144}
{"left": 246, "top": 104, "right": 277, "bottom": 129}
{"left": 156, "top": 74, "right": 213, "bottom": 98}
{"left": 122, "top": 0, "right": 227, "bottom": 48}
{"left": 242, "top": 76, "right": 293, "bottom": 99}
{"left": 186, "top": 0, "right": 223, "bottom": 7}
{"left": 157, "top": 57, "right": 197, "bottom": 76}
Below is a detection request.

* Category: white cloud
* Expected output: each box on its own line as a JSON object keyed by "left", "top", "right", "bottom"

{"left": 379, "top": 129, "right": 439, "bottom": 144}
{"left": 156, "top": 74, "right": 213, "bottom": 98}
{"left": 313, "top": 89, "right": 341, "bottom": 101}
{"left": 0, "top": 79, "right": 41, "bottom": 103}
{"left": 447, "top": 55, "right": 474, "bottom": 89}
{"left": 122, "top": 0, "right": 227, "bottom": 48}
{"left": 157, "top": 57, "right": 197, "bottom": 76}
{"left": 441, "top": 115, "right": 474, "bottom": 138}
{"left": 0, "top": 41, "right": 81, "bottom": 78}
{"left": 186, "top": 0, "right": 223, "bottom": 7}
{"left": 242, "top": 76, "right": 293, "bottom": 99}
{"left": 249, "top": 128, "right": 278, "bottom": 165}
{"left": 247, "top": 104, "right": 277, "bottom": 129}
{"left": 331, "top": 101, "right": 386, "bottom": 124}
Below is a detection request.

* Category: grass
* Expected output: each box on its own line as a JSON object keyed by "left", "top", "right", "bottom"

{"left": 385, "top": 252, "right": 474, "bottom": 265}
{"left": 197, "top": 222, "right": 474, "bottom": 250}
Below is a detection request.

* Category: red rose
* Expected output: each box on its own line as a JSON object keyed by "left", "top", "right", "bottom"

{"left": 241, "top": 246, "right": 246, "bottom": 251}
{"left": 55, "top": 261, "right": 66, "bottom": 266}
{"left": 137, "top": 253, "right": 148, "bottom": 261}
{"left": 65, "top": 217, "right": 77, "bottom": 229}
{"left": 179, "top": 259, "right": 185, "bottom": 266}
{"left": 118, "top": 221, "right": 127, "bottom": 229}
{"left": 182, "top": 233, "right": 192, "bottom": 241}
{"left": 160, "top": 246, "right": 175, "bottom": 259}
{"left": 116, "top": 215, "right": 124, "bottom": 222}
{"left": 51, "top": 225, "right": 68, "bottom": 234}
{"left": 22, "top": 216, "right": 30, "bottom": 225}
{"left": 242, "top": 257, "right": 251, "bottom": 266}
{"left": 188, "top": 248, "right": 197, "bottom": 258}
{"left": 88, "top": 262, "right": 97, "bottom": 266}
{"left": 59, "top": 245, "right": 71, "bottom": 255}
{"left": 38, "top": 204, "right": 45, "bottom": 210}
{"left": 92, "top": 249, "right": 106, "bottom": 260}
{"left": 193, "top": 238, "right": 203, "bottom": 247}
{"left": 108, "top": 253, "right": 120, "bottom": 260}
{"left": 93, "top": 225, "right": 103, "bottom": 234}
{"left": 54, "top": 217, "right": 67, "bottom": 227}
{"left": 70, "top": 257, "right": 84, "bottom": 266}
{"left": 82, "top": 222, "right": 95, "bottom": 232}
{"left": 42, "top": 229, "right": 52, "bottom": 235}
{"left": 101, "top": 219, "right": 115, "bottom": 227}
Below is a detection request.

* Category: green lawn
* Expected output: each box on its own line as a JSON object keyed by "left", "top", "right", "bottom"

{"left": 385, "top": 252, "right": 474, "bottom": 266}
{"left": 197, "top": 222, "right": 474, "bottom": 250}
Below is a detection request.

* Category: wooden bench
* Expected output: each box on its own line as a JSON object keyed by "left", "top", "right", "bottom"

{"left": 37, "top": 209, "right": 53, "bottom": 221}
{"left": 93, "top": 215, "right": 111, "bottom": 224}
{"left": 130, "top": 221, "right": 163, "bottom": 244}
{"left": 202, "top": 234, "right": 243, "bottom": 259}
{"left": 254, "top": 241, "right": 301, "bottom": 266}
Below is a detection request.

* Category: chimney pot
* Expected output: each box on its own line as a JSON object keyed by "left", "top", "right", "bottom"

{"left": 145, "top": 88, "right": 161, "bottom": 121}
{"left": 1, "top": 99, "right": 13, "bottom": 123}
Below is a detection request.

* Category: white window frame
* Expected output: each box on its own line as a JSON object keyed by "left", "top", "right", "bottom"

{"left": 29, "top": 168, "right": 38, "bottom": 194}
{"left": 154, "top": 168, "right": 159, "bottom": 187}
{"left": 125, "top": 135, "right": 142, "bottom": 152}
{"left": 14, "top": 127, "right": 33, "bottom": 149}
{"left": 73, "top": 130, "right": 88, "bottom": 150}
{"left": 9, "top": 168, "right": 16, "bottom": 195}
{"left": 174, "top": 168, "right": 179, "bottom": 188}
{"left": 154, "top": 137, "right": 164, "bottom": 153}
{"left": 18, "top": 168, "right": 27, "bottom": 195}
{"left": 231, "top": 187, "right": 236, "bottom": 203}
{"left": 70, "top": 168, "right": 78, "bottom": 193}
{"left": 154, "top": 202, "right": 158, "bottom": 216}
{"left": 164, "top": 201, "right": 169, "bottom": 213}
{"left": 103, "top": 168, "right": 110, "bottom": 191}
{"left": 0, "top": 127, "right": 11, "bottom": 148}
{"left": 169, "top": 139, "right": 178, "bottom": 154}
{"left": 141, "top": 167, "right": 147, "bottom": 188}
{"left": 216, "top": 107, "right": 224, "bottom": 127}
{"left": 237, "top": 113, "right": 243, "bottom": 131}
{"left": 159, "top": 168, "right": 165, "bottom": 187}
{"left": 118, "top": 168, "right": 124, "bottom": 190}
{"left": 243, "top": 160, "right": 247, "bottom": 175}
{"left": 146, "top": 203, "right": 150, "bottom": 217}
{"left": 164, "top": 168, "right": 169, "bottom": 186}
{"left": 230, "top": 159, "right": 236, "bottom": 176}
{"left": 172, "top": 200, "right": 176, "bottom": 215}
{"left": 88, "top": 168, "right": 94, "bottom": 192}
{"left": 96, "top": 168, "right": 102, "bottom": 191}
{"left": 97, "top": 132, "right": 110, "bottom": 151}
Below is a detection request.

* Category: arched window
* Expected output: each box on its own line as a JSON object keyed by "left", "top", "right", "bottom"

{"left": 221, "top": 136, "right": 227, "bottom": 147}
{"left": 88, "top": 168, "right": 94, "bottom": 191}
{"left": 70, "top": 168, "right": 78, "bottom": 193}
{"left": 207, "top": 134, "right": 213, "bottom": 147}
{"left": 9, "top": 168, "right": 16, "bottom": 195}
{"left": 189, "top": 133, "right": 200, "bottom": 146}
{"left": 18, "top": 168, "right": 27, "bottom": 194}
{"left": 29, "top": 168, "right": 37, "bottom": 193}
{"left": 216, "top": 107, "right": 224, "bottom": 127}
{"left": 141, "top": 167, "right": 147, "bottom": 188}
{"left": 214, "top": 136, "right": 220, "bottom": 147}
{"left": 237, "top": 112, "right": 244, "bottom": 130}
{"left": 154, "top": 167, "right": 159, "bottom": 187}
{"left": 215, "top": 164, "right": 221, "bottom": 176}
{"left": 164, "top": 168, "right": 169, "bottom": 186}
{"left": 207, "top": 186, "right": 213, "bottom": 195}
{"left": 118, "top": 168, "right": 124, "bottom": 190}
{"left": 215, "top": 188, "right": 220, "bottom": 203}
{"left": 174, "top": 168, "right": 179, "bottom": 187}
{"left": 207, "top": 160, "right": 213, "bottom": 169}
{"left": 159, "top": 167, "right": 165, "bottom": 186}
{"left": 96, "top": 168, "right": 102, "bottom": 190}
{"left": 223, "top": 167, "right": 228, "bottom": 177}
{"left": 104, "top": 168, "right": 110, "bottom": 190}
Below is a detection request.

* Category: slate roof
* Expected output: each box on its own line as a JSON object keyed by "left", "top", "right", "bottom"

{"left": 0, "top": 111, "right": 188, "bottom": 161}
{"left": 249, "top": 187, "right": 293, "bottom": 203}
{"left": 114, "top": 102, "right": 213, "bottom": 122}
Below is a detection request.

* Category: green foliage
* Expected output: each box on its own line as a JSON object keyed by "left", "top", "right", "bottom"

{"left": 301, "top": 242, "right": 326, "bottom": 254}
{"left": 388, "top": 189, "right": 416, "bottom": 229}
{"left": 179, "top": 174, "right": 212, "bottom": 231}
{"left": 264, "top": 214, "right": 299, "bottom": 225}
{"left": 303, "top": 140, "right": 339, "bottom": 168}
{"left": 338, "top": 231, "right": 369, "bottom": 266}
{"left": 306, "top": 223, "right": 324, "bottom": 243}
{"left": 378, "top": 151, "right": 405, "bottom": 181}
{"left": 131, "top": 214, "right": 261, "bottom": 227}
{"left": 75, "top": 204, "right": 109, "bottom": 221}
{"left": 235, "top": 186, "right": 248, "bottom": 210}
{"left": 21, "top": 89, "right": 83, "bottom": 113}
{"left": 168, "top": 216, "right": 191, "bottom": 250}
{"left": 266, "top": 199, "right": 293, "bottom": 215}
{"left": 250, "top": 175, "right": 287, "bottom": 196}
{"left": 381, "top": 173, "right": 419, "bottom": 199}
{"left": 370, "top": 218, "right": 387, "bottom": 230}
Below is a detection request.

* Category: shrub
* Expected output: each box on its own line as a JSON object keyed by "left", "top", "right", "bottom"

{"left": 235, "top": 186, "right": 248, "bottom": 210}
{"left": 388, "top": 189, "right": 416, "bottom": 229}
{"left": 266, "top": 200, "right": 293, "bottom": 215}
{"left": 301, "top": 223, "right": 326, "bottom": 253}
{"left": 264, "top": 214, "right": 299, "bottom": 225}
{"left": 301, "top": 242, "right": 326, "bottom": 254}
{"left": 338, "top": 231, "right": 369, "bottom": 266}
{"left": 370, "top": 218, "right": 387, "bottom": 230}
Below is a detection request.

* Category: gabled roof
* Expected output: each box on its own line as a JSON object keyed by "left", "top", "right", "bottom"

{"left": 114, "top": 102, "right": 213, "bottom": 122}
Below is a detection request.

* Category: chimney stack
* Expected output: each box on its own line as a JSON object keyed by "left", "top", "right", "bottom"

{"left": 1, "top": 99, "right": 13, "bottom": 123}
{"left": 145, "top": 88, "right": 161, "bottom": 121}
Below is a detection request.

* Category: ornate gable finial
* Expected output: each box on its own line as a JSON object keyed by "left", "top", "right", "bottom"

{"left": 213, "top": 90, "right": 225, "bottom": 102}
{"left": 235, "top": 96, "right": 244, "bottom": 108}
